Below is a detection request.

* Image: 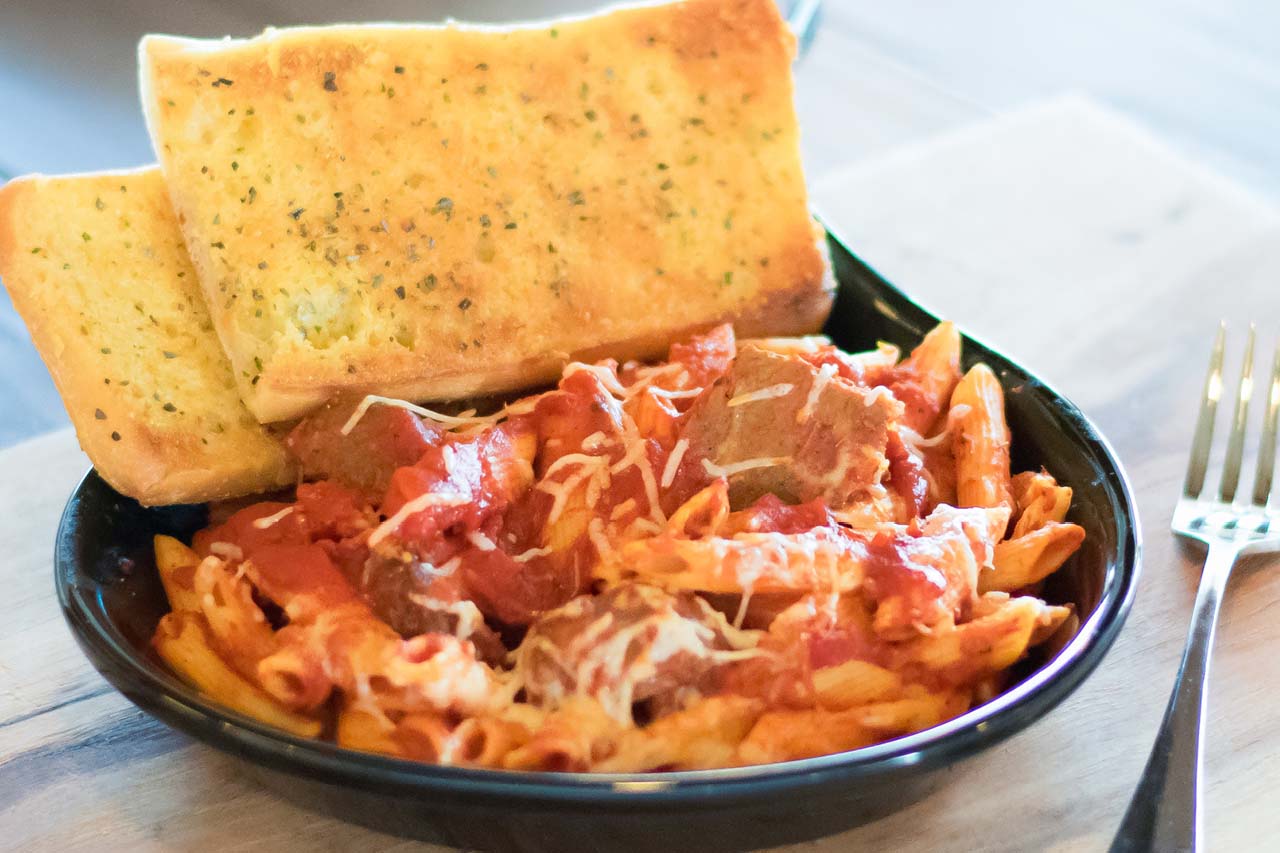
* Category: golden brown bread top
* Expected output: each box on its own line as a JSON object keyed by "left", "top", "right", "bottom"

{"left": 0, "top": 169, "right": 296, "bottom": 505}
{"left": 140, "top": 0, "right": 830, "bottom": 423}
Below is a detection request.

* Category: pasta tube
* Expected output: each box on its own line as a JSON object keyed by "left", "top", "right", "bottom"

{"left": 153, "top": 611, "right": 321, "bottom": 738}
{"left": 951, "top": 364, "right": 1013, "bottom": 512}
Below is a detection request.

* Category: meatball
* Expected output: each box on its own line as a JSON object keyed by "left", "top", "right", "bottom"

{"left": 515, "top": 583, "right": 754, "bottom": 722}
{"left": 286, "top": 395, "right": 441, "bottom": 503}
{"left": 343, "top": 550, "right": 506, "bottom": 665}
{"left": 678, "top": 346, "right": 901, "bottom": 509}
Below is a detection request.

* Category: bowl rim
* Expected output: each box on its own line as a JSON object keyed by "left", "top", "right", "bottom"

{"left": 53, "top": 230, "right": 1143, "bottom": 808}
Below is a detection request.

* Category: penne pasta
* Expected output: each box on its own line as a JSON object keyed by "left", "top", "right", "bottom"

{"left": 153, "top": 534, "right": 203, "bottom": 613}
{"left": 951, "top": 364, "right": 1014, "bottom": 513}
{"left": 153, "top": 611, "right": 322, "bottom": 738}
{"left": 896, "top": 596, "right": 1072, "bottom": 686}
{"left": 395, "top": 712, "right": 456, "bottom": 764}
{"left": 503, "top": 698, "right": 624, "bottom": 772}
{"left": 812, "top": 659, "right": 903, "bottom": 710}
{"left": 1010, "top": 470, "right": 1073, "bottom": 538}
{"left": 981, "top": 523, "right": 1087, "bottom": 593}
{"left": 192, "top": 555, "right": 277, "bottom": 680}
{"left": 136, "top": 321, "right": 1085, "bottom": 771}
{"left": 595, "top": 696, "right": 763, "bottom": 772}
{"left": 600, "top": 527, "right": 867, "bottom": 595}
{"left": 447, "top": 717, "right": 534, "bottom": 768}
{"left": 738, "top": 707, "right": 878, "bottom": 764}
{"left": 666, "top": 480, "right": 731, "bottom": 539}
{"left": 336, "top": 704, "right": 400, "bottom": 757}
{"left": 845, "top": 686, "right": 967, "bottom": 735}
{"left": 891, "top": 322, "right": 963, "bottom": 433}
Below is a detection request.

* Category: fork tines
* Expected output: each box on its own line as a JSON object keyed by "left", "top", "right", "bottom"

{"left": 1184, "top": 323, "right": 1280, "bottom": 507}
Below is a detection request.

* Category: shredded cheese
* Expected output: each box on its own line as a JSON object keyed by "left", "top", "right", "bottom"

{"left": 406, "top": 593, "right": 485, "bottom": 640}
{"left": 208, "top": 541, "right": 243, "bottom": 561}
{"left": 647, "top": 387, "right": 704, "bottom": 400}
{"left": 864, "top": 385, "right": 895, "bottom": 407}
{"left": 797, "top": 363, "right": 837, "bottom": 423}
{"left": 628, "top": 362, "right": 685, "bottom": 383}
{"left": 586, "top": 517, "right": 614, "bottom": 561}
{"left": 726, "top": 382, "right": 795, "bottom": 408}
{"left": 250, "top": 506, "right": 294, "bottom": 529}
{"left": 609, "top": 438, "right": 643, "bottom": 476}
{"left": 563, "top": 362, "right": 627, "bottom": 398}
{"left": 513, "top": 546, "right": 553, "bottom": 563}
{"left": 899, "top": 424, "right": 952, "bottom": 449}
{"left": 584, "top": 458, "right": 610, "bottom": 508}
{"left": 340, "top": 393, "right": 536, "bottom": 435}
{"left": 368, "top": 491, "right": 470, "bottom": 548}
{"left": 516, "top": 587, "right": 764, "bottom": 724}
{"left": 580, "top": 431, "right": 610, "bottom": 452}
{"left": 609, "top": 413, "right": 666, "bottom": 524}
{"left": 467, "top": 531, "right": 496, "bottom": 552}
{"left": 543, "top": 452, "right": 607, "bottom": 479}
{"left": 636, "top": 449, "right": 665, "bottom": 524}
{"left": 729, "top": 544, "right": 767, "bottom": 630}
{"left": 732, "top": 589, "right": 754, "bottom": 631}
{"left": 660, "top": 438, "right": 690, "bottom": 489}
{"left": 626, "top": 517, "right": 665, "bottom": 537}
{"left": 414, "top": 557, "right": 462, "bottom": 579}
{"left": 538, "top": 455, "right": 610, "bottom": 524}
{"left": 701, "top": 456, "right": 790, "bottom": 479}
{"left": 567, "top": 360, "right": 702, "bottom": 407}
{"left": 918, "top": 464, "right": 942, "bottom": 502}
{"left": 741, "top": 334, "right": 832, "bottom": 354}
{"left": 609, "top": 498, "right": 638, "bottom": 521}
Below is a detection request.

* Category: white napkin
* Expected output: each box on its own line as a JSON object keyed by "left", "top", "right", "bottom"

{"left": 810, "top": 93, "right": 1280, "bottom": 406}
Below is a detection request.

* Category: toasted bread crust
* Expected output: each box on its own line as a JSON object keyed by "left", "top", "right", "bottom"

{"left": 140, "top": 0, "right": 829, "bottom": 422}
{"left": 0, "top": 169, "right": 295, "bottom": 504}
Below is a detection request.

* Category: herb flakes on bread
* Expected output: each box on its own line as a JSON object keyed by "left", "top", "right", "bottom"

{"left": 139, "top": 0, "right": 831, "bottom": 423}
{"left": 0, "top": 169, "right": 296, "bottom": 504}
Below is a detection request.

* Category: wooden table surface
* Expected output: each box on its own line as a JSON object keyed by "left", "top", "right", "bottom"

{"left": 3, "top": 95, "right": 1279, "bottom": 852}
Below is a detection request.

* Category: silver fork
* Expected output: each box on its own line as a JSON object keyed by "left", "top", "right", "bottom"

{"left": 1111, "top": 324, "right": 1280, "bottom": 852}
{"left": 784, "top": 0, "right": 822, "bottom": 58}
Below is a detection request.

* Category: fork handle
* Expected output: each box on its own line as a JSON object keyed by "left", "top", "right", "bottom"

{"left": 1110, "top": 542, "right": 1236, "bottom": 853}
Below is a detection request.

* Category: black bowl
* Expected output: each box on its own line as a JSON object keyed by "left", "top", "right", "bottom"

{"left": 54, "top": 228, "right": 1141, "bottom": 853}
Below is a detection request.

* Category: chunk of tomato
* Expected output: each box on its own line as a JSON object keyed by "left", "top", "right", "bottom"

{"left": 461, "top": 547, "right": 580, "bottom": 626}
{"left": 193, "top": 501, "right": 308, "bottom": 558}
